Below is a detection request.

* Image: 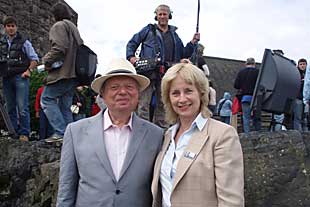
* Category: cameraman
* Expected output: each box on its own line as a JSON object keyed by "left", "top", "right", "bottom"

{"left": 126, "top": 4, "right": 199, "bottom": 128}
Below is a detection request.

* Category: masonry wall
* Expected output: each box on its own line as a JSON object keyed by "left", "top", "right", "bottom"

{"left": 0, "top": 0, "right": 77, "bottom": 58}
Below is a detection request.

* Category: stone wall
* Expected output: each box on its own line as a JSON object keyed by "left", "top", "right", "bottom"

{"left": 0, "top": 139, "right": 61, "bottom": 207}
{"left": 242, "top": 131, "right": 310, "bottom": 206}
{"left": 0, "top": 130, "right": 309, "bottom": 207}
{"left": 0, "top": 0, "right": 77, "bottom": 58}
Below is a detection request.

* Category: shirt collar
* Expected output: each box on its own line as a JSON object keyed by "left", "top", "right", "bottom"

{"left": 5, "top": 34, "right": 17, "bottom": 43}
{"left": 167, "top": 113, "right": 208, "bottom": 138}
{"left": 103, "top": 109, "right": 133, "bottom": 130}
{"left": 194, "top": 113, "right": 208, "bottom": 131}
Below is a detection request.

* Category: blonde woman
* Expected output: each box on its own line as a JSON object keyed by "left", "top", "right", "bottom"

{"left": 152, "top": 63, "right": 244, "bottom": 207}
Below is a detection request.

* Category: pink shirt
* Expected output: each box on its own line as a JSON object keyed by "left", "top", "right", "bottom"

{"left": 103, "top": 109, "right": 133, "bottom": 181}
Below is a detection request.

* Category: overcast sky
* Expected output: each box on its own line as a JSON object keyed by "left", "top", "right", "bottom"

{"left": 65, "top": 0, "right": 310, "bottom": 74}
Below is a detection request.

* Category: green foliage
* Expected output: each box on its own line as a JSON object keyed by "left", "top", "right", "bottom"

{"left": 81, "top": 86, "right": 97, "bottom": 117}
{"left": 29, "top": 71, "right": 48, "bottom": 131}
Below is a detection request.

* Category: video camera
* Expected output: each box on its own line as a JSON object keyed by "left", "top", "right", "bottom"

{"left": 134, "top": 57, "right": 161, "bottom": 74}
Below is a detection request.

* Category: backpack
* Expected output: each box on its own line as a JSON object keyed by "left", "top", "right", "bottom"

{"left": 217, "top": 99, "right": 227, "bottom": 115}
{"left": 75, "top": 44, "right": 97, "bottom": 86}
{"left": 64, "top": 21, "right": 98, "bottom": 86}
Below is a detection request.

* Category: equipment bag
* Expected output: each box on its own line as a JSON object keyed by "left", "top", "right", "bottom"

{"left": 75, "top": 44, "right": 97, "bottom": 86}
{"left": 217, "top": 99, "right": 227, "bottom": 115}
{"left": 64, "top": 21, "right": 98, "bottom": 86}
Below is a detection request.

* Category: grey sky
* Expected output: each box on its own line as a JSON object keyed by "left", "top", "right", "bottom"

{"left": 65, "top": 0, "right": 310, "bottom": 74}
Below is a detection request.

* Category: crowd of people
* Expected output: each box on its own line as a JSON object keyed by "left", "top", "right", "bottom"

{"left": 1, "top": 1, "right": 308, "bottom": 207}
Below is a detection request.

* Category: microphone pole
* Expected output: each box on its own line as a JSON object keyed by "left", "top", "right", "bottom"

{"left": 194, "top": 0, "right": 201, "bottom": 66}
{"left": 196, "top": 0, "right": 200, "bottom": 33}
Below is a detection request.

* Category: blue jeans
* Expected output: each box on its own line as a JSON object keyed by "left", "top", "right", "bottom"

{"left": 242, "top": 102, "right": 261, "bottom": 133}
{"left": 273, "top": 113, "right": 285, "bottom": 131}
{"left": 2, "top": 75, "right": 30, "bottom": 136}
{"left": 292, "top": 99, "right": 303, "bottom": 131}
{"left": 41, "top": 79, "right": 78, "bottom": 136}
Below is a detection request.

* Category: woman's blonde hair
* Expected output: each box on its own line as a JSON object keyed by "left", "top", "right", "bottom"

{"left": 161, "top": 63, "right": 211, "bottom": 124}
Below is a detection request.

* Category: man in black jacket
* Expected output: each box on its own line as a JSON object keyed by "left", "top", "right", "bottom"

{"left": 234, "top": 57, "right": 261, "bottom": 133}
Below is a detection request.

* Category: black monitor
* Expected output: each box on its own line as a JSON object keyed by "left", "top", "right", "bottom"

{"left": 251, "top": 49, "right": 300, "bottom": 114}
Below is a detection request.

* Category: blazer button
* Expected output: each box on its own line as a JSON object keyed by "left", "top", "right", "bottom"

{"left": 115, "top": 190, "right": 120, "bottom": 194}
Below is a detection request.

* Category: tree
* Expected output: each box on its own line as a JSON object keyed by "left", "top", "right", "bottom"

{"left": 29, "top": 71, "right": 47, "bottom": 132}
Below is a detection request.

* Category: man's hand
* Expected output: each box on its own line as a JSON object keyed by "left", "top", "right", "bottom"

{"left": 21, "top": 69, "right": 31, "bottom": 78}
{"left": 191, "top": 32, "right": 200, "bottom": 44}
{"left": 129, "top": 57, "right": 138, "bottom": 65}
{"left": 35, "top": 111, "right": 39, "bottom": 118}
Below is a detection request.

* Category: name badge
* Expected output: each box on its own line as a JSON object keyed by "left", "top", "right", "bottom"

{"left": 184, "top": 151, "right": 196, "bottom": 160}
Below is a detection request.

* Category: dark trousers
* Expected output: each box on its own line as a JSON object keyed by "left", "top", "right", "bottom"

{"left": 39, "top": 109, "right": 54, "bottom": 140}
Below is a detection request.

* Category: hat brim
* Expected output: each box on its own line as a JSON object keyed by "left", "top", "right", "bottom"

{"left": 91, "top": 73, "right": 150, "bottom": 93}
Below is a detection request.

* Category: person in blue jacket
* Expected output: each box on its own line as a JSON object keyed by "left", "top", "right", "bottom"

{"left": 126, "top": 4, "right": 200, "bottom": 128}
{"left": 217, "top": 92, "right": 233, "bottom": 124}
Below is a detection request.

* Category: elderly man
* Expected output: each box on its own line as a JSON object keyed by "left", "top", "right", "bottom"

{"left": 56, "top": 58, "right": 163, "bottom": 207}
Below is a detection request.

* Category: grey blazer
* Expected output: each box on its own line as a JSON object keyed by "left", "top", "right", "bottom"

{"left": 56, "top": 111, "right": 163, "bottom": 207}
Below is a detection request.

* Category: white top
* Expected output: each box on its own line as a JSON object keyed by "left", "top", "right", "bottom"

{"left": 160, "top": 113, "right": 207, "bottom": 207}
{"left": 209, "top": 86, "right": 217, "bottom": 106}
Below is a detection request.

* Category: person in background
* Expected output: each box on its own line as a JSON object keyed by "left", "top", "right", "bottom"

{"left": 303, "top": 58, "right": 310, "bottom": 129}
{"left": 0, "top": 16, "right": 39, "bottom": 141}
{"left": 41, "top": 2, "right": 83, "bottom": 142}
{"left": 95, "top": 93, "right": 107, "bottom": 111}
{"left": 126, "top": 4, "right": 199, "bottom": 128}
{"left": 234, "top": 57, "right": 261, "bottom": 133}
{"left": 56, "top": 58, "right": 163, "bottom": 207}
{"left": 217, "top": 91, "right": 232, "bottom": 124}
{"left": 72, "top": 86, "right": 87, "bottom": 121}
{"left": 195, "top": 43, "right": 210, "bottom": 78}
{"left": 291, "top": 58, "right": 307, "bottom": 131}
{"left": 152, "top": 62, "right": 244, "bottom": 207}
{"left": 208, "top": 80, "right": 217, "bottom": 115}
{"left": 35, "top": 79, "right": 54, "bottom": 140}
{"left": 94, "top": 74, "right": 107, "bottom": 111}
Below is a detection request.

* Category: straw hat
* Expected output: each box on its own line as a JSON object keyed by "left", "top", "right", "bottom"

{"left": 91, "top": 58, "right": 150, "bottom": 93}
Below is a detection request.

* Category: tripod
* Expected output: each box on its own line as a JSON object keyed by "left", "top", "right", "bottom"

{"left": 0, "top": 95, "right": 17, "bottom": 138}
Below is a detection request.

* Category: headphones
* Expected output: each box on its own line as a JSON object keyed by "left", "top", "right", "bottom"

{"left": 154, "top": 4, "right": 172, "bottom": 21}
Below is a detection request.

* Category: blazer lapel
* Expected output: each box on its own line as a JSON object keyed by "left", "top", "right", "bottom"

{"left": 118, "top": 114, "right": 147, "bottom": 180}
{"left": 91, "top": 111, "right": 116, "bottom": 183}
{"left": 172, "top": 124, "right": 209, "bottom": 191}
{"left": 152, "top": 132, "right": 172, "bottom": 196}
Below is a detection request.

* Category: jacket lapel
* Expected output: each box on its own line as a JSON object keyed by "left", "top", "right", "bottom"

{"left": 152, "top": 131, "right": 172, "bottom": 197}
{"left": 171, "top": 123, "right": 210, "bottom": 191}
{"left": 91, "top": 111, "right": 116, "bottom": 183}
{"left": 118, "top": 114, "right": 146, "bottom": 180}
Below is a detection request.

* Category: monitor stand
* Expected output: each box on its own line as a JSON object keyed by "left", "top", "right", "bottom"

{"left": 0, "top": 95, "right": 17, "bottom": 138}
